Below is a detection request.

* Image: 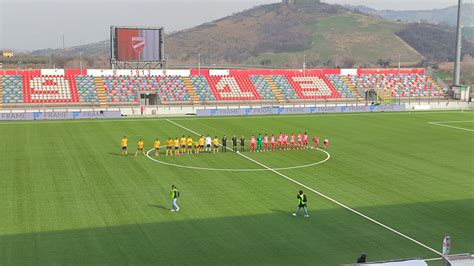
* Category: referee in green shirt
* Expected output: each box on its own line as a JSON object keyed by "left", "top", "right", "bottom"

{"left": 170, "top": 185, "right": 180, "bottom": 212}
{"left": 292, "top": 190, "right": 309, "bottom": 217}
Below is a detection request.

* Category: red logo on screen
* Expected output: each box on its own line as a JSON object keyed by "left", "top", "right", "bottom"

{"left": 131, "top": 37, "right": 145, "bottom": 54}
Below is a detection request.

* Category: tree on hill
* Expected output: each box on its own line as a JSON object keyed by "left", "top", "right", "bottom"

{"left": 396, "top": 23, "right": 474, "bottom": 62}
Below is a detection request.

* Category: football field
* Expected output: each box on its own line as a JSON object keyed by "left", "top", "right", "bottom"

{"left": 0, "top": 111, "right": 472, "bottom": 264}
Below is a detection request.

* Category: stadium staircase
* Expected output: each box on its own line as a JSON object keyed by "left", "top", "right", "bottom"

{"left": 0, "top": 77, "right": 2, "bottom": 109}
{"left": 427, "top": 75, "right": 448, "bottom": 98}
{"left": 341, "top": 76, "right": 363, "bottom": 100}
{"left": 377, "top": 88, "right": 392, "bottom": 104}
{"left": 264, "top": 76, "right": 285, "bottom": 103}
{"left": 182, "top": 77, "right": 200, "bottom": 104}
{"left": 93, "top": 77, "right": 108, "bottom": 107}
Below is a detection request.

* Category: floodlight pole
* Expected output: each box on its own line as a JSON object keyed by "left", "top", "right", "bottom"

{"left": 62, "top": 35, "right": 66, "bottom": 58}
{"left": 303, "top": 54, "right": 306, "bottom": 75}
{"left": 398, "top": 54, "right": 401, "bottom": 73}
{"left": 453, "top": 0, "right": 463, "bottom": 86}
{"left": 80, "top": 52, "right": 83, "bottom": 72}
{"left": 198, "top": 53, "right": 201, "bottom": 75}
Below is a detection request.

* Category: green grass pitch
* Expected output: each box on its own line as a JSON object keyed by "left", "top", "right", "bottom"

{"left": 0, "top": 111, "right": 472, "bottom": 264}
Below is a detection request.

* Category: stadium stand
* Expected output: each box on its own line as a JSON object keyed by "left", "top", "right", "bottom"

{"left": 285, "top": 75, "right": 340, "bottom": 99}
{"left": 326, "top": 74, "right": 356, "bottom": 98}
{"left": 205, "top": 75, "right": 261, "bottom": 102}
{"left": 271, "top": 75, "right": 299, "bottom": 100}
{"left": 23, "top": 75, "right": 79, "bottom": 103}
{"left": 100, "top": 75, "right": 192, "bottom": 104}
{"left": 339, "top": 75, "right": 362, "bottom": 99}
{"left": 1, "top": 75, "right": 23, "bottom": 104}
{"left": 101, "top": 75, "right": 139, "bottom": 103}
{"left": 347, "top": 73, "right": 444, "bottom": 97}
{"left": 263, "top": 76, "right": 285, "bottom": 103}
{"left": 76, "top": 75, "right": 99, "bottom": 103}
{"left": 155, "top": 76, "right": 191, "bottom": 104}
{"left": 0, "top": 68, "right": 446, "bottom": 107}
{"left": 249, "top": 75, "right": 278, "bottom": 101}
{"left": 189, "top": 76, "right": 216, "bottom": 102}
{"left": 182, "top": 77, "right": 200, "bottom": 104}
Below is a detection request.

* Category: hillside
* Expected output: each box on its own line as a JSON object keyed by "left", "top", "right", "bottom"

{"left": 31, "top": 41, "right": 110, "bottom": 58}
{"left": 380, "top": 4, "right": 474, "bottom": 27}
{"left": 396, "top": 23, "right": 474, "bottom": 62}
{"left": 165, "top": 1, "right": 423, "bottom": 68}
{"left": 344, "top": 4, "right": 474, "bottom": 27}
{"left": 243, "top": 13, "right": 423, "bottom": 68}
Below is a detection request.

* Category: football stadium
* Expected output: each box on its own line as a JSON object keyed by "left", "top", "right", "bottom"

{"left": 0, "top": 0, "right": 473, "bottom": 265}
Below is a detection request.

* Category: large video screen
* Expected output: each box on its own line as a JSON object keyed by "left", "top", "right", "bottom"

{"left": 114, "top": 28, "right": 163, "bottom": 62}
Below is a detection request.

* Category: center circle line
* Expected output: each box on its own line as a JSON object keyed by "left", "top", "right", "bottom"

{"left": 145, "top": 146, "right": 330, "bottom": 172}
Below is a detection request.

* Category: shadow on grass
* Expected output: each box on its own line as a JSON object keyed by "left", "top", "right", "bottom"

{"left": 148, "top": 204, "right": 169, "bottom": 211}
{"left": 270, "top": 209, "right": 292, "bottom": 214}
{"left": 108, "top": 152, "right": 127, "bottom": 157}
{"left": 0, "top": 199, "right": 472, "bottom": 264}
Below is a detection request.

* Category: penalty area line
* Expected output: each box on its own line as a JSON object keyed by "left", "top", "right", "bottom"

{"left": 165, "top": 119, "right": 443, "bottom": 257}
{"left": 428, "top": 122, "right": 474, "bottom": 132}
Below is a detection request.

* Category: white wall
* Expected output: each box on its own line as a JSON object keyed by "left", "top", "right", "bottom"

{"left": 341, "top": 69, "right": 357, "bottom": 76}
{"left": 41, "top": 69, "right": 65, "bottom": 76}
{"left": 85, "top": 69, "right": 191, "bottom": 77}
{"left": 164, "top": 69, "right": 191, "bottom": 76}
{"left": 87, "top": 69, "right": 114, "bottom": 76}
{"left": 209, "top": 69, "right": 229, "bottom": 76}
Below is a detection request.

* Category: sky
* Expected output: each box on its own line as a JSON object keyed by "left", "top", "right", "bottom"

{"left": 0, "top": 0, "right": 462, "bottom": 51}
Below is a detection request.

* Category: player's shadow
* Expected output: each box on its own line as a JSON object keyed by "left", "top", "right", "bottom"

{"left": 108, "top": 152, "right": 126, "bottom": 157}
{"left": 148, "top": 204, "right": 169, "bottom": 211}
{"left": 270, "top": 209, "right": 291, "bottom": 215}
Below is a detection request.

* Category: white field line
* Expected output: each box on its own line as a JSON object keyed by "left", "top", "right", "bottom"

{"left": 145, "top": 147, "right": 331, "bottom": 172}
{"left": 166, "top": 119, "right": 443, "bottom": 257}
{"left": 427, "top": 121, "right": 474, "bottom": 123}
{"left": 424, "top": 257, "right": 442, "bottom": 261}
{"left": 428, "top": 121, "right": 474, "bottom": 132}
{"left": 368, "top": 253, "right": 474, "bottom": 263}
{"left": 0, "top": 110, "right": 471, "bottom": 125}
{"left": 423, "top": 253, "right": 474, "bottom": 261}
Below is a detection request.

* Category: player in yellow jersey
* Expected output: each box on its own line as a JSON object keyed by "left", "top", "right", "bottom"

{"left": 174, "top": 137, "right": 180, "bottom": 156}
{"left": 213, "top": 136, "right": 219, "bottom": 153}
{"left": 186, "top": 136, "right": 193, "bottom": 154}
{"left": 135, "top": 139, "right": 145, "bottom": 157}
{"left": 166, "top": 138, "right": 173, "bottom": 156}
{"left": 120, "top": 136, "right": 128, "bottom": 156}
{"left": 198, "top": 136, "right": 205, "bottom": 154}
{"left": 194, "top": 141, "right": 200, "bottom": 154}
{"left": 153, "top": 138, "right": 161, "bottom": 156}
{"left": 180, "top": 135, "right": 187, "bottom": 153}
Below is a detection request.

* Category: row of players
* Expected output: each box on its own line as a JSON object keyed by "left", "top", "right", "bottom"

{"left": 121, "top": 133, "right": 330, "bottom": 157}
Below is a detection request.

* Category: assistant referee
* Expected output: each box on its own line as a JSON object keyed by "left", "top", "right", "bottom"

{"left": 222, "top": 135, "right": 227, "bottom": 152}
{"left": 232, "top": 135, "right": 238, "bottom": 152}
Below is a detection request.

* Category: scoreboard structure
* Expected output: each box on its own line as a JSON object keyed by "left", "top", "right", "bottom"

{"left": 110, "top": 26, "right": 165, "bottom": 69}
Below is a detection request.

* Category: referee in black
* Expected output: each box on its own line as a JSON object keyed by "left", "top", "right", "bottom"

{"left": 232, "top": 135, "right": 238, "bottom": 152}
{"left": 222, "top": 135, "right": 227, "bottom": 152}
{"left": 240, "top": 135, "right": 245, "bottom": 152}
